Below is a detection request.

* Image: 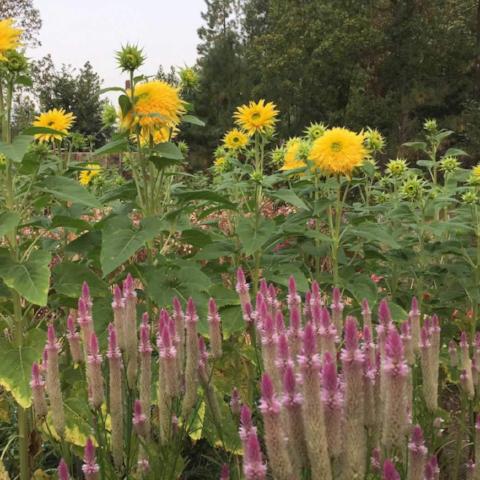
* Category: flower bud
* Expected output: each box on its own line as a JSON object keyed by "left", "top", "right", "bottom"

{"left": 116, "top": 43, "right": 145, "bottom": 72}
{"left": 82, "top": 438, "right": 100, "bottom": 480}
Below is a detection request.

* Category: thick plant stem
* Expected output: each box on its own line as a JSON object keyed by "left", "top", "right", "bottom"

{"left": 252, "top": 133, "right": 263, "bottom": 294}
{"left": 328, "top": 180, "right": 343, "bottom": 287}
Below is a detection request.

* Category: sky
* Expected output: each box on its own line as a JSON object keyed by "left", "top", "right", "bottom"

{"left": 29, "top": 0, "right": 205, "bottom": 96}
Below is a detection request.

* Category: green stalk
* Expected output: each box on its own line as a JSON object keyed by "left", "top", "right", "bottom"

{"left": 252, "top": 133, "right": 263, "bottom": 294}
{"left": 328, "top": 178, "right": 343, "bottom": 286}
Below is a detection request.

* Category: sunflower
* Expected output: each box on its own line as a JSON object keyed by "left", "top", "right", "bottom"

{"left": 122, "top": 81, "right": 185, "bottom": 133}
{"left": 0, "top": 19, "right": 22, "bottom": 61}
{"left": 79, "top": 164, "right": 101, "bottom": 186}
{"left": 308, "top": 127, "right": 366, "bottom": 177}
{"left": 304, "top": 122, "right": 327, "bottom": 141}
{"left": 33, "top": 109, "right": 76, "bottom": 142}
{"left": 386, "top": 158, "right": 408, "bottom": 177}
{"left": 281, "top": 138, "right": 306, "bottom": 172}
{"left": 469, "top": 165, "right": 480, "bottom": 185}
{"left": 234, "top": 100, "right": 278, "bottom": 136}
{"left": 213, "top": 156, "right": 227, "bottom": 174}
{"left": 223, "top": 129, "right": 249, "bottom": 150}
{"left": 136, "top": 126, "right": 178, "bottom": 146}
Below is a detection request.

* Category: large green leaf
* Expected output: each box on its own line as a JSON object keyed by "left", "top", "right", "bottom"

{"left": 154, "top": 142, "right": 184, "bottom": 160}
{"left": 237, "top": 217, "right": 276, "bottom": 256}
{"left": 94, "top": 137, "right": 129, "bottom": 156}
{"left": 270, "top": 189, "right": 309, "bottom": 210}
{"left": 0, "top": 329, "right": 45, "bottom": 408}
{"left": 0, "top": 135, "right": 33, "bottom": 163}
{"left": 52, "top": 262, "right": 108, "bottom": 298}
{"left": 173, "top": 189, "right": 235, "bottom": 207}
{"left": 0, "top": 212, "right": 20, "bottom": 237}
{"left": 182, "top": 114, "right": 205, "bottom": 127}
{"left": 22, "top": 126, "right": 67, "bottom": 137}
{"left": 0, "top": 250, "right": 51, "bottom": 305}
{"left": 40, "top": 176, "right": 101, "bottom": 208}
{"left": 100, "top": 216, "right": 164, "bottom": 276}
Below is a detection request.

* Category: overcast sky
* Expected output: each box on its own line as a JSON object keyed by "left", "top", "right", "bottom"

{"left": 29, "top": 0, "right": 205, "bottom": 95}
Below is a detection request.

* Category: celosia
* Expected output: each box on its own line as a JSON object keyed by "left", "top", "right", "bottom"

{"left": 282, "top": 364, "right": 308, "bottom": 472}
{"left": 383, "top": 459, "right": 400, "bottom": 480}
{"left": 243, "top": 430, "right": 267, "bottom": 480}
{"left": 208, "top": 298, "right": 223, "bottom": 358}
{"left": 66, "top": 312, "right": 82, "bottom": 363}
{"left": 287, "top": 302, "right": 303, "bottom": 361}
{"left": 330, "top": 287, "right": 344, "bottom": 332}
{"left": 382, "top": 328, "right": 409, "bottom": 454}
{"left": 220, "top": 464, "right": 230, "bottom": 480}
{"left": 139, "top": 318, "right": 152, "bottom": 439}
{"left": 316, "top": 307, "right": 337, "bottom": 359}
{"left": 30, "top": 362, "right": 47, "bottom": 420}
{"left": 159, "top": 325, "right": 179, "bottom": 398}
{"left": 107, "top": 324, "right": 123, "bottom": 469}
{"left": 474, "top": 415, "right": 480, "bottom": 480}
{"left": 45, "top": 324, "right": 65, "bottom": 436}
{"left": 424, "top": 456, "right": 440, "bottom": 480}
{"left": 448, "top": 340, "right": 458, "bottom": 367}
{"left": 239, "top": 404, "right": 257, "bottom": 443}
{"left": 420, "top": 326, "right": 440, "bottom": 409}
{"left": 123, "top": 274, "right": 138, "bottom": 387}
{"left": 341, "top": 316, "right": 366, "bottom": 478}
{"left": 230, "top": 387, "right": 241, "bottom": 416}
{"left": 460, "top": 332, "right": 474, "bottom": 399}
{"left": 275, "top": 333, "right": 293, "bottom": 380}
{"left": 259, "top": 311, "right": 279, "bottom": 388}
{"left": 133, "top": 399, "right": 148, "bottom": 438}
{"left": 409, "top": 297, "right": 421, "bottom": 354}
{"left": 112, "top": 285, "right": 126, "bottom": 351}
{"left": 82, "top": 438, "right": 100, "bottom": 480}
{"left": 236, "top": 268, "right": 253, "bottom": 324}
{"left": 401, "top": 320, "right": 414, "bottom": 365}
{"left": 321, "top": 352, "right": 343, "bottom": 459}
{"left": 298, "top": 322, "right": 332, "bottom": 479}
{"left": 407, "top": 425, "right": 428, "bottom": 480}
{"left": 182, "top": 298, "right": 199, "bottom": 415}
{"left": 172, "top": 297, "right": 185, "bottom": 371}
{"left": 86, "top": 333, "right": 104, "bottom": 409}
{"left": 58, "top": 459, "right": 70, "bottom": 480}
{"left": 258, "top": 373, "right": 294, "bottom": 480}
{"left": 361, "top": 298, "right": 372, "bottom": 331}
{"left": 77, "top": 297, "right": 93, "bottom": 359}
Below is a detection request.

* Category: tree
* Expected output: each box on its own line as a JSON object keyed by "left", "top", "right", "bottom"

{"left": 0, "top": 0, "right": 42, "bottom": 46}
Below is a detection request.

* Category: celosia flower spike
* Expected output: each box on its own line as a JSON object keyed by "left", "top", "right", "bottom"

{"left": 58, "top": 459, "right": 70, "bottom": 480}
{"left": 82, "top": 437, "right": 100, "bottom": 480}
{"left": 382, "top": 459, "right": 400, "bottom": 480}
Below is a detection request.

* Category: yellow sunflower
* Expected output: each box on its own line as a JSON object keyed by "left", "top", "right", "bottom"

{"left": 223, "top": 129, "right": 248, "bottom": 150}
{"left": 234, "top": 100, "right": 278, "bottom": 136}
{"left": 309, "top": 127, "right": 366, "bottom": 177}
{"left": 213, "top": 156, "right": 227, "bottom": 174}
{"left": 122, "top": 81, "right": 185, "bottom": 133}
{"left": 33, "top": 108, "right": 75, "bottom": 142}
{"left": 0, "top": 19, "right": 22, "bottom": 61}
{"left": 136, "top": 126, "right": 178, "bottom": 146}
{"left": 281, "top": 138, "right": 306, "bottom": 171}
{"left": 79, "top": 164, "right": 101, "bottom": 186}
{"left": 469, "top": 165, "right": 480, "bottom": 185}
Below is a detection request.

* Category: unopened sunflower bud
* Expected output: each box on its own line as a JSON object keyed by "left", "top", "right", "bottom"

{"left": 58, "top": 459, "right": 69, "bottom": 480}
{"left": 298, "top": 322, "right": 332, "bottom": 479}
{"left": 133, "top": 399, "right": 148, "bottom": 437}
{"left": 107, "top": 324, "right": 123, "bottom": 469}
{"left": 31, "top": 362, "right": 47, "bottom": 420}
{"left": 45, "top": 324, "right": 65, "bottom": 436}
{"left": 259, "top": 373, "right": 294, "bottom": 480}
{"left": 82, "top": 438, "right": 100, "bottom": 480}
{"left": 361, "top": 298, "right": 372, "bottom": 330}
{"left": 243, "top": 431, "right": 267, "bottom": 480}
{"left": 409, "top": 297, "right": 420, "bottom": 354}
{"left": 112, "top": 285, "right": 126, "bottom": 351}
{"left": 230, "top": 387, "right": 241, "bottom": 415}
{"left": 342, "top": 316, "right": 366, "bottom": 478}
{"left": 208, "top": 298, "right": 223, "bottom": 358}
{"left": 87, "top": 333, "right": 104, "bottom": 409}
{"left": 383, "top": 459, "right": 400, "bottom": 480}
{"left": 66, "top": 312, "right": 82, "bottom": 363}
{"left": 322, "top": 352, "right": 343, "bottom": 459}
{"left": 123, "top": 274, "right": 138, "bottom": 387}
{"left": 182, "top": 298, "right": 199, "bottom": 415}
{"left": 116, "top": 43, "right": 145, "bottom": 72}
{"left": 330, "top": 287, "right": 344, "bottom": 331}
{"left": 407, "top": 425, "right": 428, "bottom": 480}
{"left": 449, "top": 340, "right": 458, "bottom": 367}
{"left": 282, "top": 364, "right": 307, "bottom": 472}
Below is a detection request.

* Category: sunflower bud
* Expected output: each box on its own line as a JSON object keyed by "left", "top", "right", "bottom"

{"left": 116, "top": 43, "right": 145, "bottom": 72}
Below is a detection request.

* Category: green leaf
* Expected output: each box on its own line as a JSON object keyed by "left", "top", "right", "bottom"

{"left": 0, "top": 329, "right": 45, "bottom": 408}
{"left": 237, "top": 217, "right": 276, "bottom": 256}
{"left": 0, "top": 135, "right": 33, "bottom": 163}
{"left": 22, "top": 126, "right": 66, "bottom": 137}
{"left": 403, "top": 141, "right": 427, "bottom": 151}
{"left": 153, "top": 142, "right": 184, "bottom": 160}
{"left": 118, "top": 94, "right": 132, "bottom": 116}
{"left": 271, "top": 189, "right": 309, "bottom": 210}
{"left": 444, "top": 148, "right": 469, "bottom": 157}
{"left": 52, "top": 262, "right": 108, "bottom": 298}
{"left": 51, "top": 215, "right": 91, "bottom": 231}
{"left": 100, "top": 86, "right": 127, "bottom": 95}
{"left": 173, "top": 189, "right": 235, "bottom": 207}
{"left": 100, "top": 216, "right": 164, "bottom": 276}
{"left": 0, "top": 212, "right": 20, "bottom": 237}
{"left": 94, "top": 138, "right": 128, "bottom": 156}
{"left": 149, "top": 155, "right": 182, "bottom": 170}
{"left": 182, "top": 114, "right": 205, "bottom": 127}
{"left": 40, "top": 176, "right": 101, "bottom": 208}
{"left": 0, "top": 250, "right": 51, "bottom": 305}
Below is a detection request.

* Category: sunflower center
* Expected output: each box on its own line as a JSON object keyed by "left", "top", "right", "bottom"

{"left": 251, "top": 112, "right": 261, "bottom": 121}
{"left": 48, "top": 121, "right": 55, "bottom": 126}
{"left": 330, "top": 141, "right": 342, "bottom": 152}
